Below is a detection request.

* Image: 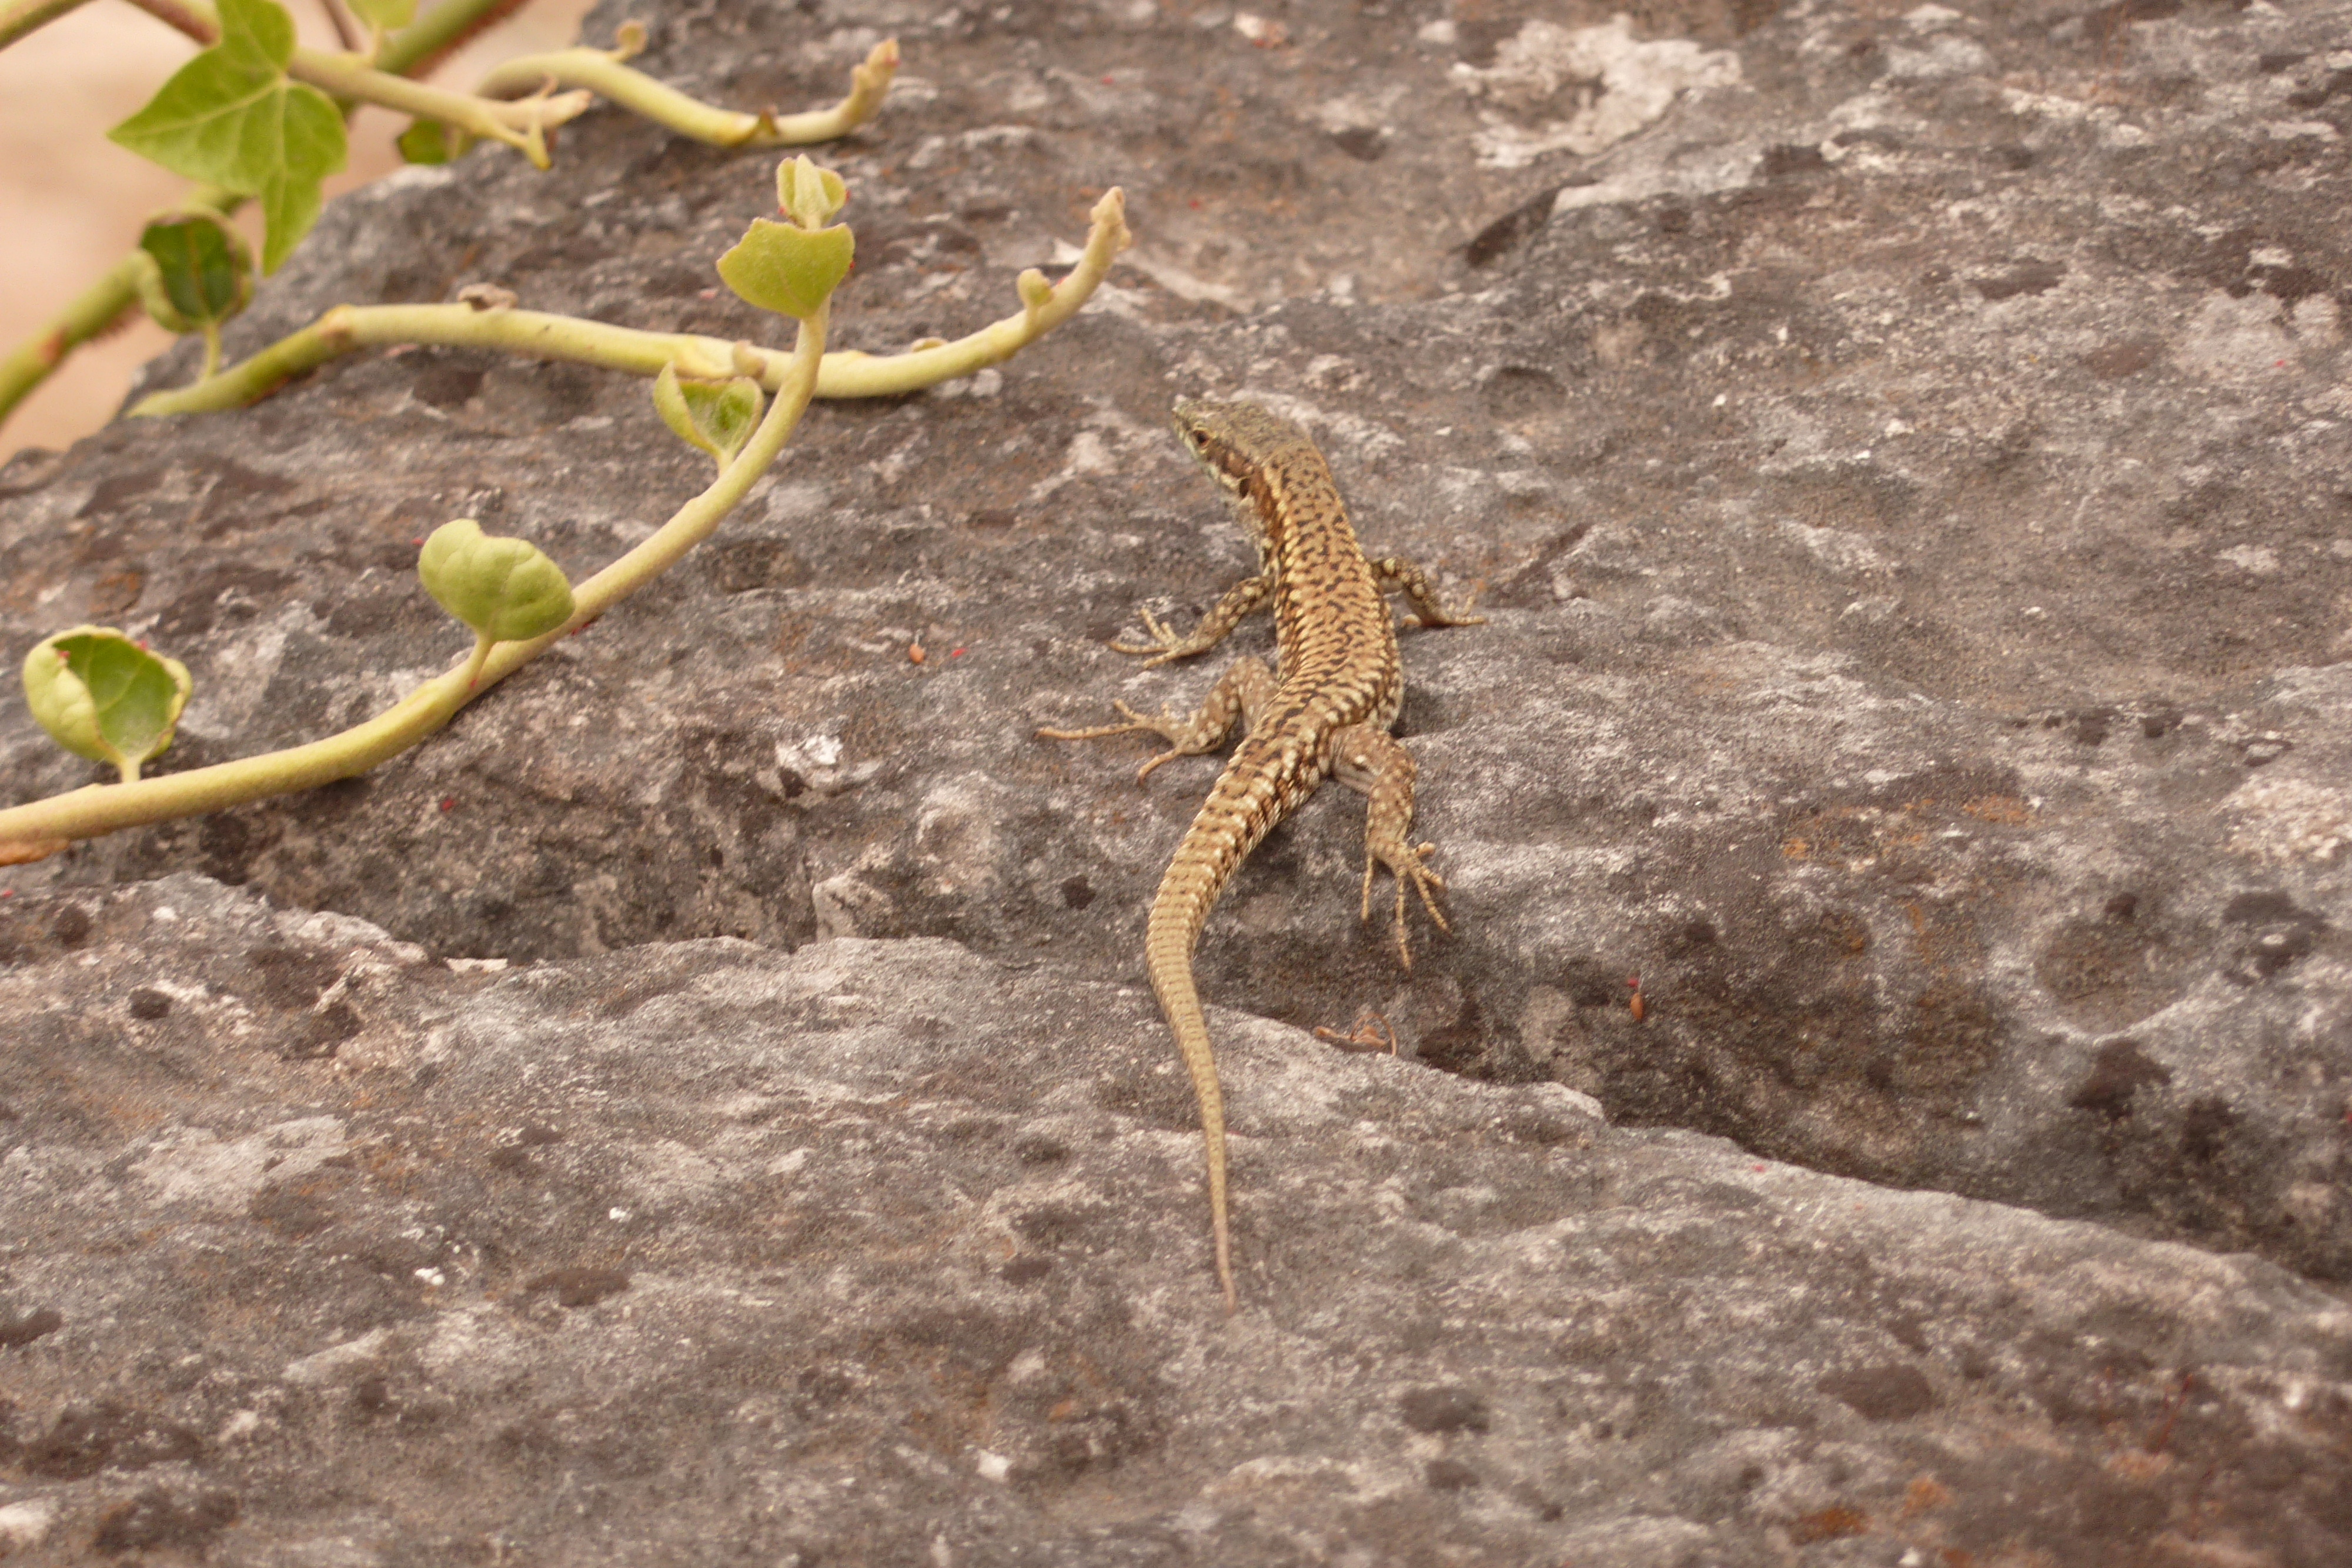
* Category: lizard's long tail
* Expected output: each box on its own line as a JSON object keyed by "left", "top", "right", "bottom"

{"left": 1142, "top": 758, "right": 1292, "bottom": 1314}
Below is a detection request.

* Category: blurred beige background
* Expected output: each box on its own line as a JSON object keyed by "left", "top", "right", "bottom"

{"left": 0, "top": 0, "right": 597, "bottom": 463}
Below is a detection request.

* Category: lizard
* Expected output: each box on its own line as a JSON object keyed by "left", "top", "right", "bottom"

{"left": 1039, "top": 400, "right": 1485, "bottom": 1312}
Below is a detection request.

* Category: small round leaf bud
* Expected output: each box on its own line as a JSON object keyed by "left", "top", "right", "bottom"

{"left": 22, "top": 626, "right": 193, "bottom": 783}
{"left": 653, "top": 363, "right": 767, "bottom": 465}
{"left": 417, "top": 520, "right": 576, "bottom": 644}
{"left": 131, "top": 210, "right": 253, "bottom": 336}
{"left": 775, "top": 155, "right": 848, "bottom": 230}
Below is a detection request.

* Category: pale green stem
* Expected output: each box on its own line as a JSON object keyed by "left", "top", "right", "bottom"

{"left": 113, "top": 0, "right": 213, "bottom": 44}
{"left": 461, "top": 631, "right": 492, "bottom": 690}
{"left": 290, "top": 46, "right": 592, "bottom": 166}
{"left": 475, "top": 34, "right": 898, "bottom": 148}
{"left": 198, "top": 323, "right": 222, "bottom": 381}
{"left": 0, "top": 667, "right": 465, "bottom": 865}
{"left": 524, "top": 304, "right": 823, "bottom": 637}
{"left": 118, "top": 0, "right": 528, "bottom": 86}
{"left": 0, "top": 0, "right": 95, "bottom": 49}
{"left": 119, "top": 0, "right": 592, "bottom": 165}
{"left": 818, "top": 189, "right": 1132, "bottom": 396}
{"left": 0, "top": 305, "right": 827, "bottom": 861}
{"left": 379, "top": 0, "right": 531, "bottom": 78}
{"left": 0, "top": 252, "right": 144, "bottom": 430}
{"left": 131, "top": 189, "right": 1131, "bottom": 416}
{"left": 133, "top": 303, "right": 714, "bottom": 415}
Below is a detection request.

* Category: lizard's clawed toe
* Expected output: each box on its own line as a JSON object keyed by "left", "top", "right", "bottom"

{"left": 1362, "top": 847, "right": 1452, "bottom": 968}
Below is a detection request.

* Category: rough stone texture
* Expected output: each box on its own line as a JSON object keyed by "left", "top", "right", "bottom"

{"left": 2, "top": 0, "right": 2350, "bottom": 1559}
{"left": 1, "top": 874, "right": 2349, "bottom": 1564}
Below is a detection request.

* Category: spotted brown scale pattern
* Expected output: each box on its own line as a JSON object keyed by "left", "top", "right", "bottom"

{"left": 1039, "top": 400, "right": 1485, "bottom": 1311}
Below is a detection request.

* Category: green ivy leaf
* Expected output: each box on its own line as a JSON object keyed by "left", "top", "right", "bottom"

{"left": 417, "top": 520, "right": 576, "bottom": 644}
{"left": 345, "top": 0, "right": 416, "bottom": 29}
{"left": 716, "top": 219, "right": 854, "bottom": 322}
{"left": 22, "top": 627, "right": 193, "bottom": 783}
{"left": 131, "top": 210, "right": 254, "bottom": 335}
{"left": 395, "top": 117, "right": 457, "bottom": 166}
{"left": 652, "top": 363, "right": 767, "bottom": 466}
{"left": 108, "top": 0, "right": 349, "bottom": 273}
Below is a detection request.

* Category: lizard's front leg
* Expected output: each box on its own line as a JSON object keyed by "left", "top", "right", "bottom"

{"left": 1329, "top": 723, "right": 1452, "bottom": 968}
{"left": 1040, "top": 656, "right": 1279, "bottom": 782}
{"left": 1111, "top": 570, "right": 1274, "bottom": 667}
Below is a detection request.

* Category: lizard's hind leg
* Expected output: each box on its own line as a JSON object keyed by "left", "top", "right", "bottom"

{"left": 1331, "top": 723, "right": 1452, "bottom": 968}
{"left": 1367, "top": 556, "right": 1488, "bottom": 631}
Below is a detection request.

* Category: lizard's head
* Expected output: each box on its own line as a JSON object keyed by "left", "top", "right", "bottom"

{"left": 1170, "top": 400, "right": 1309, "bottom": 498}
{"left": 1171, "top": 400, "right": 1315, "bottom": 570}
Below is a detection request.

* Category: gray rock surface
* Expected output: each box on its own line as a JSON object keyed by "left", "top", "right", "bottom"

{"left": 2, "top": 874, "right": 2350, "bottom": 1564}
{"left": 2, "top": 0, "right": 2350, "bottom": 1559}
